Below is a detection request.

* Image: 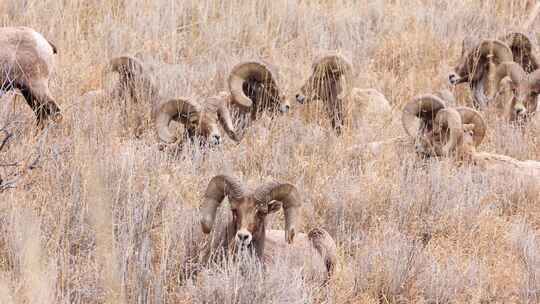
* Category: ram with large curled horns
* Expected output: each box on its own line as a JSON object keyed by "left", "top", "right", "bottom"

{"left": 81, "top": 55, "right": 240, "bottom": 146}
{"left": 401, "top": 94, "right": 468, "bottom": 157}
{"left": 0, "top": 27, "right": 61, "bottom": 127}
{"left": 154, "top": 92, "right": 241, "bottom": 147}
{"left": 296, "top": 53, "right": 353, "bottom": 134}
{"left": 358, "top": 91, "right": 462, "bottom": 157}
{"left": 490, "top": 61, "right": 540, "bottom": 122}
{"left": 499, "top": 32, "right": 539, "bottom": 74}
{"left": 439, "top": 107, "right": 540, "bottom": 178}
{"left": 199, "top": 175, "right": 337, "bottom": 282}
{"left": 227, "top": 60, "right": 290, "bottom": 127}
{"left": 403, "top": 99, "right": 540, "bottom": 177}
{"left": 449, "top": 39, "right": 513, "bottom": 109}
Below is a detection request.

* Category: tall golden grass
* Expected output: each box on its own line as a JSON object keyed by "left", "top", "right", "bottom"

{"left": 1, "top": 0, "right": 540, "bottom": 303}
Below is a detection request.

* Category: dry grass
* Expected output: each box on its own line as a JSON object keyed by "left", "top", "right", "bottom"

{"left": 1, "top": 0, "right": 540, "bottom": 303}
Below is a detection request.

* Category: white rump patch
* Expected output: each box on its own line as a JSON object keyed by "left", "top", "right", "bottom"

{"left": 30, "top": 30, "right": 55, "bottom": 70}
{"left": 31, "top": 30, "right": 54, "bottom": 55}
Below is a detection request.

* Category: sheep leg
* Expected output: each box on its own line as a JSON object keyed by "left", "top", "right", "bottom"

{"left": 307, "top": 228, "right": 337, "bottom": 284}
{"left": 470, "top": 81, "right": 488, "bottom": 110}
{"left": 326, "top": 99, "right": 344, "bottom": 135}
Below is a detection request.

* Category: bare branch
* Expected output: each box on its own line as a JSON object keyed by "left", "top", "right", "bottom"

{"left": 0, "top": 130, "right": 13, "bottom": 152}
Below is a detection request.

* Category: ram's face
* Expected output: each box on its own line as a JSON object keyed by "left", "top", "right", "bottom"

{"left": 450, "top": 37, "right": 478, "bottom": 85}
{"left": 414, "top": 128, "right": 439, "bottom": 157}
{"left": 509, "top": 82, "right": 539, "bottom": 122}
{"left": 184, "top": 112, "right": 222, "bottom": 146}
{"left": 229, "top": 198, "right": 281, "bottom": 248}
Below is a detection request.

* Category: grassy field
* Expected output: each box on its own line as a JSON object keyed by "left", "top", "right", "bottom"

{"left": 1, "top": 0, "right": 540, "bottom": 303}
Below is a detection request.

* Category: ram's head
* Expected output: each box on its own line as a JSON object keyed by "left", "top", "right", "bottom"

{"left": 402, "top": 95, "right": 464, "bottom": 157}
{"left": 449, "top": 39, "right": 513, "bottom": 108}
{"left": 492, "top": 62, "right": 540, "bottom": 122}
{"left": 155, "top": 95, "right": 239, "bottom": 146}
{"left": 228, "top": 61, "right": 290, "bottom": 117}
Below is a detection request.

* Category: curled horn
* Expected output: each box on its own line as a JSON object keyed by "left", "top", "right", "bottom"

{"left": 402, "top": 94, "right": 446, "bottom": 138}
{"left": 313, "top": 53, "right": 353, "bottom": 99}
{"left": 109, "top": 55, "right": 145, "bottom": 78}
{"left": 215, "top": 98, "right": 241, "bottom": 142}
{"left": 471, "top": 39, "right": 514, "bottom": 66}
{"left": 492, "top": 62, "right": 527, "bottom": 96}
{"left": 500, "top": 32, "right": 539, "bottom": 72}
{"left": 228, "top": 61, "right": 279, "bottom": 109}
{"left": 154, "top": 98, "right": 200, "bottom": 143}
{"left": 253, "top": 182, "right": 302, "bottom": 244}
{"left": 200, "top": 175, "right": 246, "bottom": 234}
{"left": 455, "top": 107, "right": 486, "bottom": 147}
{"left": 468, "top": 40, "right": 513, "bottom": 107}
{"left": 433, "top": 108, "right": 464, "bottom": 156}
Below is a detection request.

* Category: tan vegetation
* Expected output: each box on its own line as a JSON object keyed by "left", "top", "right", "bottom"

{"left": 1, "top": 0, "right": 540, "bottom": 303}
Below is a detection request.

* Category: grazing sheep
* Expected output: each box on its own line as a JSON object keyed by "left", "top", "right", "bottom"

{"left": 359, "top": 93, "right": 463, "bottom": 158}
{"left": 499, "top": 32, "right": 539, "bottom": 74}
{"left": 402, "top": 94, "right": 464, "bottom": 157}
{"left": 0, "top": 27, "right": 61, "bottom": 127}
{"left": 491, "top": 62, "right": 540, "bottom": 122}
{"left": 296, "top": 53, "right": 353, "bottom": 134}
{"left": 228, "top": 60, "right": 290, "bottom": 126}
{"left": 450, "top": 107, "right": 540, "bottom": 178}
{"left": 107, "top": 56, "right": 160, "bottom": 104}
{"left": 78, "top": 55, "right": 161, "bottom": 137}
{"left": 80, "top": 56, "right": 159, "bottom": 106}
{"left": 200, "top": 175, "right": 337, "bottom": 282}
{"left": 154, "top": 92, "right": 240, "bottom": 147}
{"left": 81, "top": 55, "right": 240, "bottom": 146}
{"left": 449, "top": 39, "right": 513, "bottom": 109}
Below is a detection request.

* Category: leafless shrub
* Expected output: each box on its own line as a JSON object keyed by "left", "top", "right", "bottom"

{"left": 418, "top": 255, "right": 487, "bottom": 303}
{"left": 508, "top": 219, "right": 540, "bottom": 303}
{"left": 353, "top": 226, "right": 427, "bottom": 302}
{"left": 186, "top": 253, "right": 310, "bottom": 304}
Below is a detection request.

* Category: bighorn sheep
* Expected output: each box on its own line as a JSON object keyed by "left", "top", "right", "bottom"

{"left": 80, "top": 55, "right": 159, "bottom": 106}
{"left": 81, "top": 55, "right": 240, "bottom": 145}
{"left": 227, "top": 60, "right": 290, "bottom": 126}
{"left": 449, "top": 39, "right": 513, "bottom": 109}
{"left": 296, "top": 53, "right": 353, "bottom": 134}
{"left": 447, "top": 107, "right": 540, "bottom": 178}
{"left": 155, "top": 92, "right": 240, "bottom": 146}
{"left": 355, "top": 91, "right": 458, "bottom": 157}
{"left": 402, "top": 94, "right": 464, "bottom": 157}
{"left": 200, "top": 175, "right": 337, "bottom": 281}
{"left": 491, "top": 62, "right": 540, "bottom": 122}
{"left": 499, "top": 32, "right": 539, "bottom": 74}
{"left": 0, "top": 27, "right": 61, "bottom": 127}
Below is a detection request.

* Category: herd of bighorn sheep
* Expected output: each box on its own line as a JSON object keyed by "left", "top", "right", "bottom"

{"left": 1, "top": 15, "right": 540, "bottom": 283}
